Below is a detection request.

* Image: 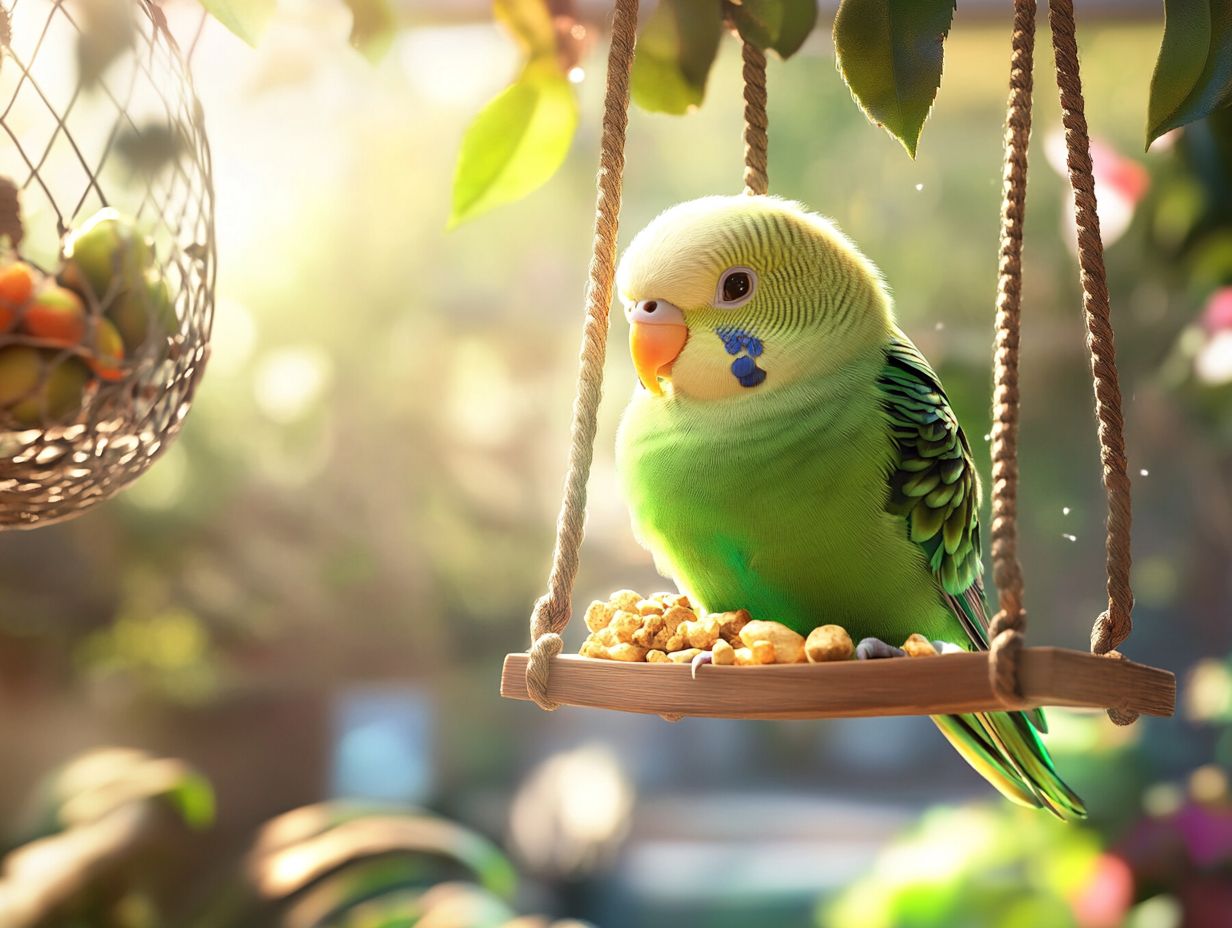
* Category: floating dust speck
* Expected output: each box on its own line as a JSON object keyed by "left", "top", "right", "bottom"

{"left": 1062, "top": 533, "right": 1077, "bottom": 542}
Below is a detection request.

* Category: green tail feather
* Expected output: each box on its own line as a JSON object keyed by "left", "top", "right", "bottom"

{"left": 932, "top": 711, "right": 1086, "bottom": 821}
{"left": 932, "top": 713, "right": 1041, "bottom": 810}
{"left": 977, "top": 710, "right": 1086, "bottom": 820}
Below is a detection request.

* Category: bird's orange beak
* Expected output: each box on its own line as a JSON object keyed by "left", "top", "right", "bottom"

{"left": 627, "top": 299, "right": 687, "bottom": 396}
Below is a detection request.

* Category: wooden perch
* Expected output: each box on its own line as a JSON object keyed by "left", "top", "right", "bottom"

{"left": 501, "top": 648, "right": 1176, "bottom": 720}
{"left": 0, "top": 802, "right": 183, "bottom": 928}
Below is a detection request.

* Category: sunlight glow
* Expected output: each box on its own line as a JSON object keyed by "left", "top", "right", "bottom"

{"left": 253, "top": 347, "right": 333, "bottom": 423}
{"left": 399, "top": 26, "right": 517, "bottom": 107}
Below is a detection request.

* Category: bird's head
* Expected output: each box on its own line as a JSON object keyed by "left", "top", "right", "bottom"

{"left": 616, "top": 195, "right": 894, "bottom": 401}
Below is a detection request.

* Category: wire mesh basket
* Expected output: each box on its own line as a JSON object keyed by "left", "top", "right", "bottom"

{"left": 0, "top": 0, "right": 214, "bottom": 529}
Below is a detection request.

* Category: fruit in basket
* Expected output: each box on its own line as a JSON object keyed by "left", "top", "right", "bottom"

{"left": 0, "top": 347, "right": 90, "bottom": 427}
{"left": 23, "top": 283, "right": 86, "bottom": 345}
{"left": 108, "top": 269, "right": 177, "bottom": 353}
{"left": 89, "top": 318, "right": 126, "bottom": 381}
{"left": 0, "top": 208, "right": 174, "bottom": 430}
{"left": 0, "top": 261, "right": 34, "bottom": 330}
{"left": 60, "top": 207, "right": 152, "bottom": 303}
{"left": 60, "top": 207, "right": 174, "bottom": 358}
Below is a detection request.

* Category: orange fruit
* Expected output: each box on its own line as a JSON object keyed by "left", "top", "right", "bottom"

{"left": 23, "top": 284, "right": 87, "bottom": 346}
{"left": 88, "top": 318, "right": 126, "bottom": 382}
{"left": 0, "top": 262, "right": 35, "bottom": 332}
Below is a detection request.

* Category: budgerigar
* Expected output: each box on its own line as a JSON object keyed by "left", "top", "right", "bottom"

{"left": 614, "top": 195, "right": 1084, "bottom": 820}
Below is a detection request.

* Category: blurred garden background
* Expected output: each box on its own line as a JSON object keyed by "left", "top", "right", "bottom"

{"left": 1, "top": 0, "right": 1231, "bottom": 925}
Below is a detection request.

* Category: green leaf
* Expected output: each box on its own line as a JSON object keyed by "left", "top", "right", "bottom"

{"left": 833, "top": 0, "right": 956, "bottom": 157}
{"left": 631, "top": 0, "right": 723, "bottom": 115}
{"left": 494, "top": 0, "right": 557, "bottom": 60}
{"left": 199, "top": 0, "right": 276, "bottom": 47}
{"left": 449, "top": 61, "right": 579, "bottom": 227}
{"left": 727, "top": 0, "right": 818, "bottom": 59}
{"left": 1146, "top": 0, "right": 1232, "bottom": 146}
{"left": 344, "top": 0, "right": 397, "bottom": 62}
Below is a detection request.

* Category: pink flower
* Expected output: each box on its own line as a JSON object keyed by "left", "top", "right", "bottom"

{"left": 1202, "top": 287, "right": 1232, "bottom": 333}
{"left": 1047, "top": 131, "right": 1150, "bottom": 250}
{"left": 1071, "top": 853, "right": 1135, "bottom": 928}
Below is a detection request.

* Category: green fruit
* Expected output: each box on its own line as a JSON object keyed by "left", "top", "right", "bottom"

{"left": 26, "top": 357, "right": 89, "bottom": 425}
{"left": 147, "top": 272, "right": 178, "bottom": 335}
{"left": 106, "top": 270, "right": 177, "bottom": 355}
{"left": 0, "top": 347, "right": 89, "bottom": 427}
{"left": 107, "top": 286, "right": 149, "bottom": 351}
{"left": 0, "top": 346, "right": 41, "bottom": 409}
{"left": 61, "top": 207, "right": 153, "bottom": 307}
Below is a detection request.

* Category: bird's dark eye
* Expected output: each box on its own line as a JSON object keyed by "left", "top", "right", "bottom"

{"left": 723, "top": 272, "right": 750, "bottom": 302}
{"left": 717, "top": 267, "right": 757, "bottom": 307}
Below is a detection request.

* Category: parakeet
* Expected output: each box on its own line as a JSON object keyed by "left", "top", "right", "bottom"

{"left": 614, "top": 195, "right": 1085, "bottom": 820}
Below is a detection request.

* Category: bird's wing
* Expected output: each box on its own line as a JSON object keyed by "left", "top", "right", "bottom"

{"left": 877, "top": 332, "right": 1051, "bottom": 736}
{"left": 877, "top": 332, "right": 989, "bottom": 648}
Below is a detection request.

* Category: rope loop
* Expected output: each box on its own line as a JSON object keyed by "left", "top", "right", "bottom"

{"left": 988, "top": 626, "right": 1026, "bottom": 706}
{"left": 522, "top": 0, "right": 639, "bottom": 709}
{"left": 989, "top": 0, "right": 1036, "bottom": 639}
{"left": 1047, "top": 0, "right": 1137, "bottom": 724}
{"left": 526, "top": 632, "right": 565, "bottom": 711}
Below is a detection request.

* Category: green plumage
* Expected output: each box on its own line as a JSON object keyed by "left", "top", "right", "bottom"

{"left": 615, "top": 195, "right": 1084, "bottom": 820}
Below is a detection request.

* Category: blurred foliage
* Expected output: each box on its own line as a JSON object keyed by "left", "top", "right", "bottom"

{"left": 185, "top": 0, "right": 1232, "bottom": 222}
{"left": 449, "top": 0, "right": 580, "bottom": 228}
{"left": 822, "top": 804, "right": 1103, "bottom": 928}
{"left": 630, "top": 0, "right": 722, "bottom": 115}
{"left": 450, "top": 0, "right": 1232, "bottom": 223}
{"left": 0, "top": 751, "right": 579, "bottom": 928}
{"left": 727, "top": 0, "right": 818, "bottom": 59}
{"left": 0, "top": 749, "right": 214, "bottom": 927}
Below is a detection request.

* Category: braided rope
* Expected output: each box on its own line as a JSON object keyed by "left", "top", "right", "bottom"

{"left": 1047, "top": 0, "right": 1137, "bottom": 725}
{"left": 741, "top": 38, "right": 769, "bottom": 195}
{"left": 525, "top": 0, "right": 639, "bottom": 711}
{"left": 988, "top": 0, "right": 1036, "bottom": 705}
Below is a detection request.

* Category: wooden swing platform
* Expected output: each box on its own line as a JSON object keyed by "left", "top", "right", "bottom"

{"left": 500, "top": 648, "right": 1176, "bottom": 720}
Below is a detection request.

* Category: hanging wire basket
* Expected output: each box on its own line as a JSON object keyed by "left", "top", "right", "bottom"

{"left": 0, "top": 0, "right": 215, "bottom": 529}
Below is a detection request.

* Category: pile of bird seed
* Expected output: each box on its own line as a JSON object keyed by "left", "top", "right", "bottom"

{"left": 579, "top": 589, "right": 940, "bottom": 665}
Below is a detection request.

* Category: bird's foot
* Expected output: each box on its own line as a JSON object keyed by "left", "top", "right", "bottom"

{"left": 855, "top": 637, "right": 907, "bottom": 660}
{"left": 690, "top": 650, "right": 713, "bottom": 680}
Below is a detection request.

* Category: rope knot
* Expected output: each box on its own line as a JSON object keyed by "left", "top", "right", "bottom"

{"left": 526, "top": 632, "right": 565, "bottom": 712}
{"left": 1089, "top": 635, "right": 1141, "bottom": 726}
{"left": 988, "top": 627, "right": 1025, "bottom": 707}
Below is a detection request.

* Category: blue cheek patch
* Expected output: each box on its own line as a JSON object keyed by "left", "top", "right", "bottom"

{"left": 715, "top": 328, "right": 767, "bottom": 388}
